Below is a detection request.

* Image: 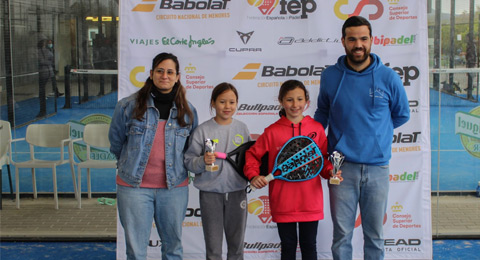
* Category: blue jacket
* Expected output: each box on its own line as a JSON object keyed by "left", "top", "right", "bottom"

{"left": 314, "top": 53, "right": 410, "bottom": 165}
{"left": 109, "top": 92, "right": 198, "bottom": 188}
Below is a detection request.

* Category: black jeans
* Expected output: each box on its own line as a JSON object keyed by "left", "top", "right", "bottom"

{"left": 277, "top": 221, "right": 319, "bottom": 260}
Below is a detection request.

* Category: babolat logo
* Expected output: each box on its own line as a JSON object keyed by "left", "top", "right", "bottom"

{"left": 392, "top": 132, "right": 420, "bottom": 143}
{"left": 159, "top": 0, "right": 230, "bottom": 10}
{"left": 132, "top": 0, "right": 230, "bottom": 11}
{"left": 244, "top": 242, "right": 281, "bottom": 251}
{"left": 373, "top": 34, "right": 417, "bottom": 46}
{"left": 233, "top": 63, "right": 325, "bottom": 79}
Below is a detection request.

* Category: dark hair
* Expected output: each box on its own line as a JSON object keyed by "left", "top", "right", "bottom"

{"left": 210, "top": 82, "right": 238, "bottom": 112}
{"left": 342, "top": 16, "right": 372, "bottom": 38}
{"left": 133, "top": 52, "right": 194, "bottom": 127}
{"left": 278, "top": 80, "right": 309, "bottom": 117}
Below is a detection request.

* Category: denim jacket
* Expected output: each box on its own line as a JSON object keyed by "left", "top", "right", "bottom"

{"left": 109, "top": 92, "right": 198, "bottom": 188}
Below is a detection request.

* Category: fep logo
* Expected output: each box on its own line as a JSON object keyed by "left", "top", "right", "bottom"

{"left": 334, "top": 0, "right": 384, "bottom": 20}
{"left": 247, "top": 0, "right": 317, "bottom": 19}
{"left": 248, "top": 196, "right": 272, "bottom": 223}
{"left": 133, "top": 0, "right": 231, "bottom": 12}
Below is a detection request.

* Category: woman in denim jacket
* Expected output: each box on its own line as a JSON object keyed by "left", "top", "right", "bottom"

{"left": 109, "top": 52, "right": 198, "bottom": 260}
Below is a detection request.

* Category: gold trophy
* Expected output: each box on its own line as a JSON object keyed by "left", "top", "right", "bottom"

{"left": 205, "top": 139, "right": 219, "bottom": 172}
{"left": 329, "top": 151, "right": 344, "bottom": 185}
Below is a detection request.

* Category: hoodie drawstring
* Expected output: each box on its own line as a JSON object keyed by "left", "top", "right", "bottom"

{"left": 291, "top": 122, "right": 302, "bottom": 137}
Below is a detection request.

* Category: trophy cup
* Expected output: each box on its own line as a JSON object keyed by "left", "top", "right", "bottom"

{"left": 205, "top": 139, "right": 219, "bottom": 172}
{"left": 329, "top": 151, "right": 344, "bottom": 185}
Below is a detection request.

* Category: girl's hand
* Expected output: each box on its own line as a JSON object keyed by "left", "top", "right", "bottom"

{"left": 330, "top": 169, "right": 344, "bottom": 183}
{"left": 251, "top": 175, "right": 268, "bottom": 189}
{"left": 204, "top": 152, "right": 216, "bottom": 165}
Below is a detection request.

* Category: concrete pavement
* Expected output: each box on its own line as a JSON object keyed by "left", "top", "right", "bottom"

{"left": 0, "top": 194, "right": 479, "bottom": 241}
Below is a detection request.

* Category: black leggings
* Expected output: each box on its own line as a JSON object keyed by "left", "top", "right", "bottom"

{"left": 277, "top": 221, "right": 319, "bottom": 260}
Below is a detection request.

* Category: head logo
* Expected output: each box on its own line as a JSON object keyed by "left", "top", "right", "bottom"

{"left": 233, "top": 63, "right": 261, "bottom": 80}
{"left": 334, "top": 0, "right": 384, "bottom": 21}
{"left": 237, "top": 31, "right": 254, "bottom": 44}
{"left": 247, "top": 196, "right": 272, "bottom": 223}
{"left": 247, "top": 0, "right": 280, "bottom": 15}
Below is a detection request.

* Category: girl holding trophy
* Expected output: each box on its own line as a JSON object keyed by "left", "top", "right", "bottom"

{"left": 244, "top": 80, "right": 342, "bottom": 260}
{"left": 184, "top": 82, "right": 251, "bottom": 260}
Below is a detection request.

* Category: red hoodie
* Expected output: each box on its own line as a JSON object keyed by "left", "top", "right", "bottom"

{"left": 244, "top": 115, "right": 333, "bottom": 223}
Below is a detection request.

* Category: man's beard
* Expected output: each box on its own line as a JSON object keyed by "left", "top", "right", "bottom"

{"left": 346, "top": 47, "right": 370, "bottom": 65}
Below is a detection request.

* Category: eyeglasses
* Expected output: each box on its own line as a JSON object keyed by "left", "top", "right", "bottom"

{"left": 155, "top": 68, "right": 177, "bottom": 76}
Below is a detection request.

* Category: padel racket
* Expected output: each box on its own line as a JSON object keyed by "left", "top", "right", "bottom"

{"left": 216, "top": 141, "right": 268, "bottom": 181}
{"left": 247, "top": 136, "right": 323, "bottom": 193}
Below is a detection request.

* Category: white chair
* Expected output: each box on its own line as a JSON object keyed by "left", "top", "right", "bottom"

{"left": 11, "top": 124, "right": 78, "bottom": 209}
{"left": 0, "top": 120, "right": 14, "bottom": 209}
{"left": 73, "top": 123, "right": 116, "bottom": 208}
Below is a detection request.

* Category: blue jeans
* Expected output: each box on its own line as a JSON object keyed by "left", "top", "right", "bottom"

{"left": 117, "top": 185, "right": 188, "bottom": 260}
{"left": 329, "top": 162, "right": 389, "bottom": 260}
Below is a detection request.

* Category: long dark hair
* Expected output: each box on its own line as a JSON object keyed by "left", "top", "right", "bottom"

{"left": 278, "top": 80, "right": 309, "bottom": 117}
{"left": 133, "top": 53, "right": 193, "bottom": 127}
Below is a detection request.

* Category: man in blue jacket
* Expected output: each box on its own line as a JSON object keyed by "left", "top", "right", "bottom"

{"left": 314, "top": 16, "right": 410, "bottom": 260}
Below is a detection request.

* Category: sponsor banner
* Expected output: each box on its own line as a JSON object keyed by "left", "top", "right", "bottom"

{"left": 118, "top": 0, "right": 431, "bottom": 259}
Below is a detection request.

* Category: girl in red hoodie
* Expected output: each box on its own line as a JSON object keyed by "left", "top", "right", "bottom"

{"left": 244, "top": 79, "right": 342, "bottom": 260}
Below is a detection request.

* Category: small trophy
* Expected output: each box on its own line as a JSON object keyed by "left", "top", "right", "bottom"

{"left": 329, "top": 151, "right": 344, "bottom": 185}
{"left": 205, "top": 139, "right": 219, "bottom": 172}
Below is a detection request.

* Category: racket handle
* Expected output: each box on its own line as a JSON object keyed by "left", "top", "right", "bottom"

{"left": 215, "top": 152, "right": 226, "bottom": 159}
{"left": 246, "top": 174, "right": 274, "bottom": 193}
